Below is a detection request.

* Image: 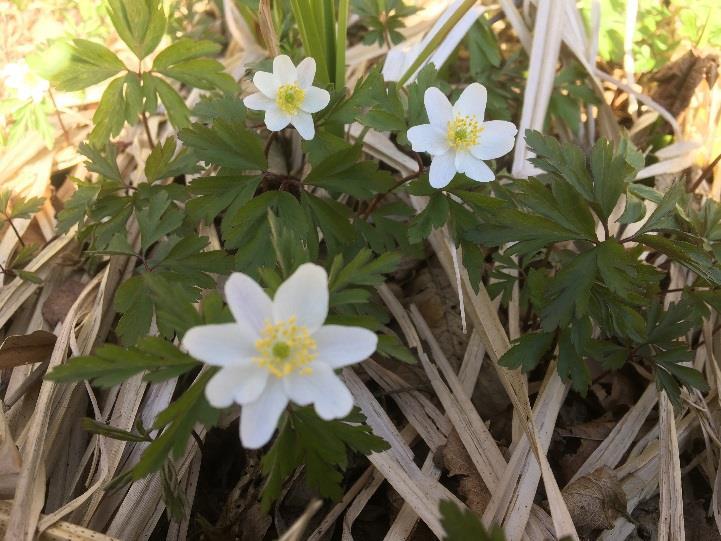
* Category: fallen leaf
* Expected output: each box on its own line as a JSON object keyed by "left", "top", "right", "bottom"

{"left": 562, "top": 466, "right": 628, "bottom": 534}
{"left": 651, "top": 50, "right": 720, "bottom": 117}
{"left": 42, "top": 277, "right": 86, "bottom": 327}
{"left": 0, "top": 330, "right": 56, "bottom": 369}
{"left": 438, "top": 429, "right": 490, "bottom": 513}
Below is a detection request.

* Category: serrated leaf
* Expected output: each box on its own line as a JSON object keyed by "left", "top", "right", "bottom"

{"left": 144, "top": 137, "right": 200, "bottom": 182}
{"left": 179, "top": 120, "right": 266, "bottom": 170}
{"left": 107, "top": 0, "right": 166, "bottom": 60}
{"left": 499, "top": 331, "right": 555, "bottom": 372}
{"left": 40, "top": 39, "right": 125, "bottom": 92}
{"left": 152, "top": 38, "right": 221, "bottom": 69}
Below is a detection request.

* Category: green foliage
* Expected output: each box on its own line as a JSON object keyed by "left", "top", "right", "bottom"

{"left": 33, "top": 0, "right": 235, "bottom": 146}
{"left": 472, "top": 131, "right": 716, "bottom": 400}
{"left": 440, "top": 501, "right": 506, "bottom": 541}
{"left": 46, "top": 336, "right": 200, "bottom": 387}
{"left": 261, "top": 407, "right": 389, "bottom": 510}
{"left": 352, "top": 0, "right": 419, "bottom": 47}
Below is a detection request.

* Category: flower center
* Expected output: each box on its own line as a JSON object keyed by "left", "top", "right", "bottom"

{"left": 254, "top": 316, "right": 317, "bottom": 378}
{"left": 447, "top": 114, "right": 483, "bottom": 150}
{"left": 276, "top": 83, "right": 305, "bottom": 115}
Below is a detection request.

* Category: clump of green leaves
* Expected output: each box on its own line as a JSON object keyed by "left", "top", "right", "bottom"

{"left": 261, "top": 407, "right": 389, "bottom": 509}
{"left": 440, "top": 501, "right": 507, "bottom": 541}
{"left": 470, "top": 130, "right": 717, "bottom": 404}
{"left": 0, "top": 190, "right": 44, "bottom": 283}
{"left": 29, "top": 0, "right": 235, "bottom": 146}
{"left": 352, "top": 0, "right": 419, "bottom": 47}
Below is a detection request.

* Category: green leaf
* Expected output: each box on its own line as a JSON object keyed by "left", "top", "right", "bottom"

{"left": 638, "top": 234, "right": 721, "bottom": 286}
{"left": 107, "top": 0, "right": 166, "bottom": 60}
{"left": 525, "top": 130, "right": 594, "bottom": 202}
{"left": 149, "top": 75, "right": 192, "bottom": 130}
{"left": 82, "top": 418, "right": 151, "bottom": 442}
{"left": 89, "top": 76, "right": 127, "bottom": 145}
{"left": 633, "top": 183, "right": 684, "bottom": 237}
{"left": 408, "top": 193, "right": 449, "bottom": 244}
{"left": 157, "top": 58, "right": 236, "bottom": 94}
{"left": 440, "top": 500, "right": 506, "bottom": 541}
{"left": 78, "top": 143, "right": 122, "bottom": 182}
{"left": 541, "top": 249, "right": 597, "bottom": 331}
{"left": 187, "top": 175, "right": 261, "bottom": 224}
{"left": 558, "top": 328, "right": 591, "bottom": 395}
{"left": 329, "top": 249, "right": 402, "bottom": 292}
{"left": 137, "top": 198, "right": 184, "bottom": 253}
{"left": 499, "top": 331, "right": 555, "bottom": 372}
{"left": 261, "top": 407, "right": 389, "bottom": 510}
{"left": 127, "top": 370, "right": 218, "bottom": 481}
{"left": 179, "top": 120, "right": 266, "bottom": 171}
{"left": 114, "top": 275, "right": 154, "bottom": 346}
{"left": 152, "top": 38, "right": 221, "bottom": 69}
{"left": 590, "top": 138, "right": 625, "bottom": 220}
{"left": 46, "top": 336, "right": 200, "bottom": 387}
{"left": 144, "top": 137, "right": 200, "bottom": 183}
{"left": 40, "top": 39, "right": 125, "bottom": 92}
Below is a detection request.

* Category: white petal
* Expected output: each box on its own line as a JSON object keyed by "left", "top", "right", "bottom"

{"left": 283, "top": 363, "right": 354, "bottom": 420}
{"left": 291, "top": 112, "right": 315, "bottom": 140}
{"left": 253, "top": 71, "right": 278, "bottom": 97}
{"left": 296, "top": 57, "right": 316, "bottom": 88}
{"left": 264, "top": 106, "right": 291, "bottom": 132}
{"left": 455, "top": 151, "right": 495, "bottom": 182}
{"left": 471, "top": 120, "right": 518, "bottom": 160}
{"left": 225, "top": 273, "right": 273, "bottom": 336}
{"left": 182, "top": 324, "right": 255, "bottom": 366}
{"left": 313, "top": 325, "right": 378, "bottom": 368}
{"left": 273, "top": 263, "right": 328, "bottom": 332}
{"left": 240, "top": 379, "right": 288, "bottom": 449}
{"left": 300, "top": 86, "right": 330, "bottom": 113}
{"left": 424, "top": 87, "right": 453, "bottom": 129}
{"left": 428, "top": 151, "right": 457, "bottom": 188}
{"left": 407, "top": 124, "right": 450, "bottom": 155}
{"left": 243, "top": 92, "right": 274, "bottom": 111}
{"left": 453, "top": 83, "right": 487, "bottom": 118}
{"left": 205, "top": 365, "right": 269, "bottom": 408}
{"left": 273, "top": 55, "right": 297, "bottom": 85}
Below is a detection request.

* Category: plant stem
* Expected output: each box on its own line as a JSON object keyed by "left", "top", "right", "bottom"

{"left": 4, "top": 214, "right": 25, "bottom": 247}
{"left": 141, "top": 111, "right": 156, "bottom": 149}
{"left": 335, "top": 0, "right": 349, "bottom": 87}
{"left": 360, "top": 154, "right": 424, "bottom": 218}
{"left": 689, "top": 150, "right": 721, "bottom": 193}
{"left": 48, "top": 88, "right": 71, "bottom": 146}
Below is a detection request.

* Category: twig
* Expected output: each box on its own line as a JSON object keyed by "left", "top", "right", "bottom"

{"left": 48, "top": 89, "right": 71, "bottom": 146}
{"left": 141, "top": 111, "right": 156, "bottom": 149}
{"left": 359, "top": 152, "right": 424, "bottom": 219}
{"left": 689, "top": 150, "right": 721, "bottom": 193}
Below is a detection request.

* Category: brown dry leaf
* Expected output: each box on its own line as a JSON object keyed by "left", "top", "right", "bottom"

{"left": 557, "top": 419, "right": 615, "bottom": 484}
{"left": 41, "top": 277, "right": 86, "bottom": 327}
{"left": 438, "top": 429, "right": 490, "bottom": 513}
{"left": 651, "top": 50, "right": 720, "bottom": 117}
{"left": 562, "top": 466, "right": 627, "bottom": 534}
{"left": 0, "top": 330, "right": 56, "bottom": 369}
{"left": 410, "top": 259, "right": 468, "bottom": 370}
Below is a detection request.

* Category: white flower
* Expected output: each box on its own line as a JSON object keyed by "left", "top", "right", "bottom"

{"left": 1, "top": 61, "right": 48, "bottom": 103}
{"left": 182, "top": 263, "right": 377, "bottom": 449}
{"left": 407, "top": 83, "right": 517, "bottom": 189}
{"left": 243, "top": 55, "right": 330, "bottom": 141}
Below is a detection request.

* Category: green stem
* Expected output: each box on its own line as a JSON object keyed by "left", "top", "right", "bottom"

{"left": 397, "top": 0, "right": 478, "bottom": 86}
{"left": 335, "top": 0, "right": 349, "bottom": 87}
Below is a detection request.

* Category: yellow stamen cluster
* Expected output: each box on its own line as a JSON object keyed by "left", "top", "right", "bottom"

{"left": 276, "top": 83, "right": 305, "bottom": 115}
{"left": 254, "top": 316, "right": 317, "bottom": 378}
{"left": 447, "top": 114, "right": 483, "bottom": 150}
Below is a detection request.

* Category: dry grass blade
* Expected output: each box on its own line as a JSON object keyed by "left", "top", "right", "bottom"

{"left": 657, "top": 391, "right": 685, "bottom": 541}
